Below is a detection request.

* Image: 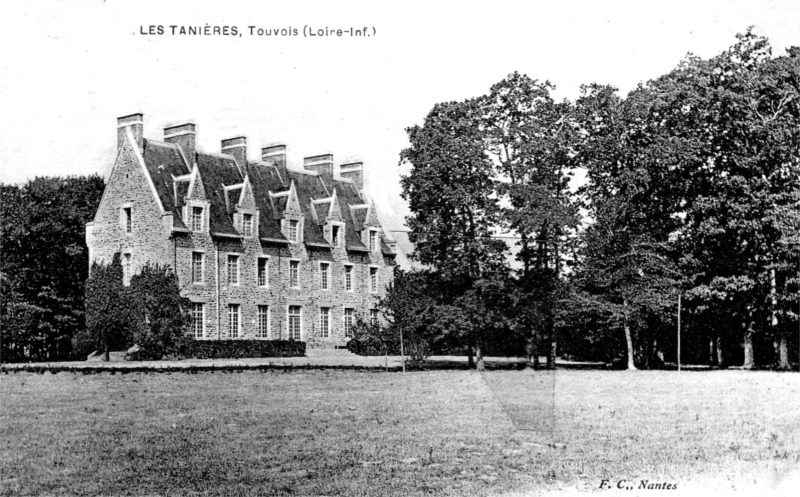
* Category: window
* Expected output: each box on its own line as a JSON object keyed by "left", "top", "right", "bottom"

{"left": 369, "top": 230, "right": 378, "bottom": 252}
{"left": 192, "top": 303, "right": 205, "bottom": 338}
{"left": 123, "top": 253, "right": 132, "bottom": 286}
{"left": 257, "top": 305, "right": 270, "bottom": 338}
{"left": 288, "top": 305, "right": 302, "bottom": 340}
{"left": 257, "top": 257, "right": 269, "bottom": 287}
{"left": 288, "top": 219, "right": 300, "bottom": 242}
{"left": 191, "top": 206, "right": 203, "bottom": 231}
{"left": 191, "top": 252, "right": 204, "bottom": 284}
{"left": 344, "top": 308, "right": 355, "bottom": 338}
{"left": 242, "top": 213, "right": 253, "bottom": 237}
{"left": 227, "top": 254, "right": 240, "bottom": 285}
{"left": 123, "top": 207, "right": 132, "bottom": 234}
{"left": 320, "top": 262, "right": 330, "bottom": 291}
{"left": 331, "top": 225, "right": 341, "bottom": 247}
{"left": 370, "top": 309, "right": 379, "bottom": 326}
{"left": 320, "top": 307, "right": 330, "bottom": 338}
{"left": 369, "top": 267, "right": 378, "bottom": 293}
{"left": 344, "top": 265, "right": 353, "bottom": 292}
{"left": 228, "top": 304, "right": 240, "bottom": 338}
{"left": 289, "top": 260, "right": 300, "bottom": 288}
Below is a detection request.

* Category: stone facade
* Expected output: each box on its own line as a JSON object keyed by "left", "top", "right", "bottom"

{"left": 87, "top": 114, "right": 396, "bottom": 348}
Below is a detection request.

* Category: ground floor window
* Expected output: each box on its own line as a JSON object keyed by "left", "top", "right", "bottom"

{"left": 344, "top": 308, "right": 354, "bottom": 338}
{"left": 288, "top": 305, "right": 302, "bottom": 340}
{"left": 192, "top": 303, "right": 205, "bottom": 338}
{"left": 320, "top": 307, "right": 330, "bottom": 338}
{"left": 370, "top": 309, "right": 379, "bottom": 326}
{"left": 257, "top": 305, "right": 270, "bottom": 338}
{"left": 228, "top": 304, "right": 240, "bottom": 338}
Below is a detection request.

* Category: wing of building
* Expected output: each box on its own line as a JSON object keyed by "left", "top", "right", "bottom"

{"left": 86, "top": 113, "right": 397, "bottom": 348}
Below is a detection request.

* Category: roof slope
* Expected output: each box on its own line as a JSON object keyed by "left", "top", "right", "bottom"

{"left": 196, "top": 152, "right": 243, "bottom": 236}
{"left": 142, "top": 139, "right": 191, "bottom": 229}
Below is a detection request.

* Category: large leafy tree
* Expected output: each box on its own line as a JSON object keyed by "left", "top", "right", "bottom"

{"left": 482, "top": 73, "right": 580, "bottom": 368}
{"left": 400, "top": 99, "right": 509, "bottom": 368}
{"left": 0, "top": 175, "right": 104, "bottom": 362}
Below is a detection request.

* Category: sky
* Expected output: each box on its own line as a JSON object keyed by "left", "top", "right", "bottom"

{"left": 2, "top": 0, "right": 799, "bottom": 232}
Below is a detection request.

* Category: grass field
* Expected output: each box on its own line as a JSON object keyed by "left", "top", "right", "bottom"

{"left": 1, "top": 369, "right": 799, "bottom": 496}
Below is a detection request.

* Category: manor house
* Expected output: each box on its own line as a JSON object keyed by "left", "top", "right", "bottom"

{"left": 86, "top": 114, "right": 396, "bottom": 348}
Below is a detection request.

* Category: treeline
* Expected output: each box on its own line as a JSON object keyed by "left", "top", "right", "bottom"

{"left": 363, "top": 30, "right": 800, "bottom": 370}
{"left": 1, "top": 175, "right": 105, "bottom": 362}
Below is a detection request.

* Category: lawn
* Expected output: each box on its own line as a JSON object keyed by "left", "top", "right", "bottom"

{"left": 1, "top": 369, "right": 799, "bottom": 496}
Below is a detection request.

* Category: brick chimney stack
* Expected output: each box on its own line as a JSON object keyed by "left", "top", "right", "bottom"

{"left": 164, "top": 123, "right": 196, "bottom": 167}
{"left": 304, "top": 154, "right": 334, "bottom": 186}
{"left": 340, "top": 162, "right": 364, "bottom": 193}
{"left": 117, "top": 113, "right": 143, "bottom": 151}
{"left": 221, "top": 137, "right": 247, "bottom": 173}
{"left": 262, "top": 145, "right": 287, "bottom": 184}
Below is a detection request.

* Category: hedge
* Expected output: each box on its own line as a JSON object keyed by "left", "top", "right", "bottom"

{"left": 127, "top": 339, "right": 305, "bottom": 361}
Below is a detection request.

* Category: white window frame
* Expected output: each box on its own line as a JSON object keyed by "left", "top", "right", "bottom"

{"left": 319, "top": 306, "right": 331, "bottom": 338}
{"left": 242, "top": 212, "right": 254, "bottom": 238}
{"left": 191, "top": 206, "right": 204, "bottom": 232}
{"left": 330, "top": 222, "right": 344, "bottom": 248}
{"left": 319, "top": 261, "right": 331, "bottom": 291}
{"left": 288, "top": 305, "right": 303, "bottom": 340}
{"left": 344, "top": 264, "right": 354, "bottom": 292}
{"left": 227, "top": 254, "right": 240, "bottom": 286}
{"left": 289, "top": 259, "right": 301, "bottom": 289}
{"left": 370, "top": 308, "right": 379, "bottom": 326}
{"left": 287, "top": 218, "right": 301, "bottom": 243}
{"left": 122, "top": 251, "right": 132, "bottom": 286}
{"left": 369, "top": 229, "right": 379, "bottom": 252}
{"left": 369, "top": 266, "right": 379, "bottom": 293}
{"left": 344, "top": 308, "right": 355, "bottom": 338}
{"left": 122, "top": 205, "right": 132, "bottom": 234}
{"left": 257, "top": 256, "right": 270, "bottom": 288}
{"left": 228, "top": 303, "right": 241, "bottom": 338}
{"left": 191, "top": 251, "right": 205, "bottom": 285}
{"left": 192, "top": 302, "right": 206, "bottom": 338}
{"left": 257, "top": 305, "right": 270, "bottom": 338}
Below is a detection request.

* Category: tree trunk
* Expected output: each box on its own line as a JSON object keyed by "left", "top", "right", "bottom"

{"left": 709, "top": 338, "right": 717, "bottom": 367}
{"left": 742, "top": 322, "right": 755, "bottom": 370}
{"left": 779, "top": 332, "right": 790, "bottom": 370}
{"left": 716, "top": 335, "right": 726, "bottom": 369}
{"left": 547, "top": 331, "right": 557, "bottom": 370}
{"left": 475, "top": 343, "right": 485, "bottom": 371}
{"left": 467, "top": 344, "right": 474, "bottom": 369}
{"left": 527, "top": 332, "right": 540, "bottom": 370}
{"left": 104, "top": 345, "right": 110, "bottom": 362}
{"left": 623, "top": 300, "right": 637, "bottom": 370}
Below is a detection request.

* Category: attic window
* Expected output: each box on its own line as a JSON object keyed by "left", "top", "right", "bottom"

{"left": 123, "top": 207, "right": 132, "bottom": 234}
{"left": 369, "top": 230, "right": 379, "bottom": 252}
{"left": 243, "top": 213, "right": 253, "bottom": 237}
{"left": 288, "top": 219, "right": 300, "bottom": 243}
{"left": 331, "top": 225, "right": 341, "bottom": 248}
{"left": 191, "top": 206, "right": 203, "bottom": 232}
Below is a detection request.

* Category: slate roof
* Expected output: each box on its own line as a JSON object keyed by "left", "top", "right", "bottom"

{"left": 138, "top": 139, "right": 394, "bottom": 255}
{"left": 142, "top": 139, "right": 190, "bottom": 230}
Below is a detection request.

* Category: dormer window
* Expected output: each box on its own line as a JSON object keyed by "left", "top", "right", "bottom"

{"left": 369, "top": 229, "right": 379, "bottom": 252}
{"left": 242, "top": 213, "right": 253, "bottom": 237}
{"left": 191, "top": 206, "right": 203, "bottom": 232}
{"left": 331, "top": 224, "right": 341, "bottom": 248}
{"left": 288, "top": 219, "right": 300, "bottom": 243}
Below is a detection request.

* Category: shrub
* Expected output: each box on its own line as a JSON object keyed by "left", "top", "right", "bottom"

{"left": 165, "top": 339, "right": 306, "bottom": 360}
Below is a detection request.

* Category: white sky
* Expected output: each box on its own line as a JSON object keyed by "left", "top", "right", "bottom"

{"left": 1, "top": 0, "right": 799, "bottom": 231}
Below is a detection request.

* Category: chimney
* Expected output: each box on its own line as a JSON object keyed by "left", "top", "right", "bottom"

{"left": 164, "top": 123, "right": 196, "bottom": 167}
{"left": 340, "top": 162, "right": 364, "bottom": 193}
{"left": 304, "top": 154, "right": 334, "bottom": 185}
{"left": 221, "top": 136, "right": 247, "bottom": 172}
{"left": 117, "top": 113, "right": 143, "bottom": 151}
{"left": 262, "top": 144, "right": 287, "bottom": 184}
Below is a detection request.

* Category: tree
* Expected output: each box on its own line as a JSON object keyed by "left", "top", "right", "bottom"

{"left": 400, "top": 99, "right": 509, "bottom": 367}
{"left": 1, "top": 175, "right": 104, "bottom": 362}
{"left": 482, "top": 73, "right": 580, "bottom": 369}
{"left": 84, "top": 254, "right": 137, "bottom": 360}
{"left": 129, "top": 263, "right": 192, "bottom": 360}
